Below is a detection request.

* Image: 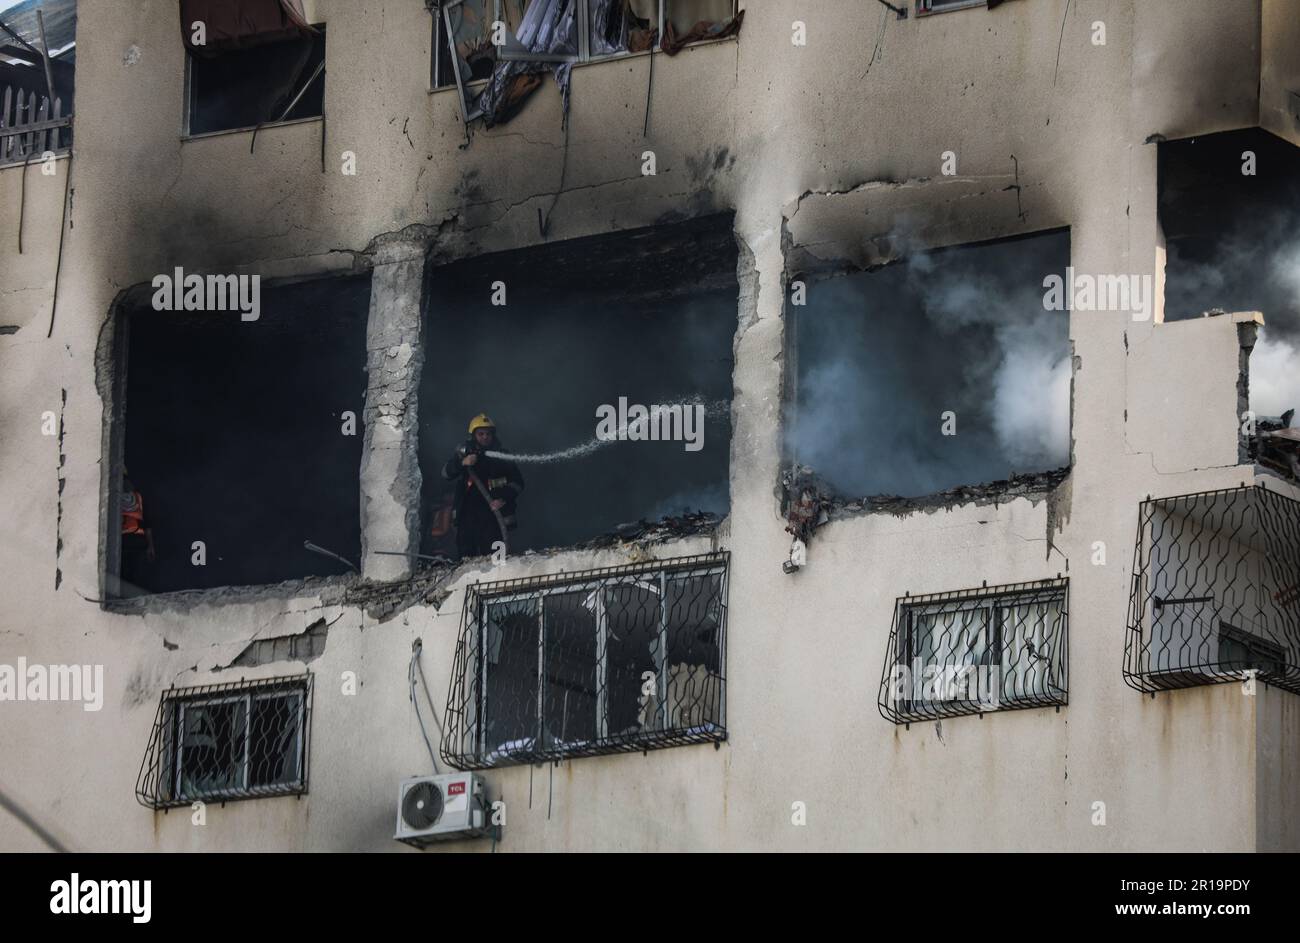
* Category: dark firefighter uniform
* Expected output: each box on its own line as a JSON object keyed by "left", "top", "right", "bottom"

{"left": 441, "top": 414, "right": 525, "bottom": 559}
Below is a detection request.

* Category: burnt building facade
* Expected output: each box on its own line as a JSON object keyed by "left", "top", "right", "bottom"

{"left": 2, "top": 0, "right": 1300, "bottom": 851}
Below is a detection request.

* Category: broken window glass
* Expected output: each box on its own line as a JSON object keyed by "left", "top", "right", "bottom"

{"left": 177, "top": 698, "right": 246, "bottom": 797}
{"left": 449, "top": 554, "right": 728, "bottom": 768}
{"left": 481, "top": 598, "right": 541, "bottom": 760}
{"left": 542, "top": 591, "right": 599, "bottom": 748}
{"left": 433, "top": 0, "right": 530, "bottom": 89}
{"left": 141, "top": 676, "right": 312, "bottom": 809}
{"left": 186, "top": 24, "right": 325, "bottom": 136}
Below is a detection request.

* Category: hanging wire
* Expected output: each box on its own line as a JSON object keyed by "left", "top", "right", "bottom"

{"left": 409, "top": 638, "right": 444, "bottom": 774}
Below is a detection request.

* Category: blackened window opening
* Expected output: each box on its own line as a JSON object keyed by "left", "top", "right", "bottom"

{"left": 187, "top": 25, "right": 325, "bottom": 135}
{"left": 116, "top": 274, "right": 368, "bottom": 596}
{"left": 788, "top": 228, "right": 1071, "bottom": 500}
{"left": 1158, "top": 128, "right": 1300, "bottom": 419}
{"left": 418, "top": 214, "right": 736, "bottom": 558}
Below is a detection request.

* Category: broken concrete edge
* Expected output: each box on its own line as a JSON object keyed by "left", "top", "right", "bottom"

{"left": 783, "top": 464, "right": 1073, "bottom": 525}
{"left": 780, "top": 174, "right": 1040, "bottom": 279}
{"left": 219, "top": 613, "right": 338, "bottom": 671}
{"left": 100, "top": 513, "right": 728, "bottom": 624}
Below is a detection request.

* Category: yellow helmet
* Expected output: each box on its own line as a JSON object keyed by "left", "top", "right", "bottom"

{"left": 468, "top": 413, "right": 495, "bottom": 434}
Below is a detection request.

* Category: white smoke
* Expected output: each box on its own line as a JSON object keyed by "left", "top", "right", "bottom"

{"left": 905, "top": 237, "right": 1072, "bottom": 474}
{"left": 1251, "top": 328, "right": 1300, "bottom": 419}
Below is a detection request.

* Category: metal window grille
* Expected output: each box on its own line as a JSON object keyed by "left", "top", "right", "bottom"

{"left": 877, "top": 579, "right": 1069, "bottom": 724}
{"left": 136, "top": 674, "right": 313, "bottom": 809}
{"left": 1123, "top": 484, "right": 1300, "bottom": 696}
{"left": 442, "top": 552, "right": 728, "bottom": 769}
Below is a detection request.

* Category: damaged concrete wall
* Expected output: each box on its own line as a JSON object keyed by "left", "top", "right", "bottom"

{"left": 361, "top": 240, "right": 427, "bottom": 582}
{"left": 2, "top": 0, "right": 1298, "bottom": 853}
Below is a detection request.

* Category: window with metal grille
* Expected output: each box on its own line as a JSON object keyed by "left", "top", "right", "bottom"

{"left": 442, "top": 552, "right": 728, "bottom": 769}
{"left": 1124, "top": 484, "right": 1300, "bottom": 696}
{"left": 878, "top": 579, "right": 1069, "bottom": 724}
{"left": 136, "top": 674, "right": 313, "bottom": 809}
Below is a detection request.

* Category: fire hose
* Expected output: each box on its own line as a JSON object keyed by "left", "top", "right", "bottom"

{"left": 465, "top": 462, "right": 509, "bottom": 555}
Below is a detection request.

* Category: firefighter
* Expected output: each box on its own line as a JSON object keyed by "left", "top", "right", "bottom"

{"left": 120, "top": 469, "right": 156, "bottom": 588}
{"left": 442, "top": 414, "right": 524, "bottom": 559}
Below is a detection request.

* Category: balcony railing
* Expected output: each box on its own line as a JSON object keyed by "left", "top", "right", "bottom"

{"left": 1124, "top": 483, "right": 1300, "bottom": 696}
{"left": 442, "top": 552, "right": 728, "bottom": 770}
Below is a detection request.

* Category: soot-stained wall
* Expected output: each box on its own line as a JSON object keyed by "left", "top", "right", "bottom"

{"left": 790, "top": 228, "right": 1072, "bottom": 498}
{"left": 121, "top": 274, "right": 370, "bottom": 593}
{"left": 1159, "top": 128, "right": 1300, "bottom": 417}
{"left": 418, "top": 215, "right": 737, "bottom": 555}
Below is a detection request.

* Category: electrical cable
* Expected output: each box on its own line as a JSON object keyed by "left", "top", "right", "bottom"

{"left": 408, "top": 638, "right": 443, "bottom": 775}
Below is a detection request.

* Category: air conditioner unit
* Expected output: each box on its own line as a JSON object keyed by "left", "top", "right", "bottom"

{"left": 395, "top": 773, "right": 491, "bottom": 847}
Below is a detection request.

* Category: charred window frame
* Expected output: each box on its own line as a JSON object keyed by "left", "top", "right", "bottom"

{"left": 103, "top": 274, "right": 368, "bottom": 600}
{"left": 1123, "top": 484, "right": 1300, "bottom": 697}
{"left": 916, "top": 0, "right": 986, "bottom": 14}
{"left": 136, "top": 674, "right": 313, "bottom": 809}
{"left": 417, "top": 213, "right": 735, "bottom": 557}
{"left": 783, "top": 227, "right": 1072, "bottom": 506}
{"left": 878, "top": 579, "right": 1069, "bottom": 724}
{"left": 430, "top": 0, "right": 739, "bottom": 91}
{"left": 183, "top": 24, "right": 326, "bottom": 137}
{"left": 441, "top": 553, "right": 728, "bottom": 770}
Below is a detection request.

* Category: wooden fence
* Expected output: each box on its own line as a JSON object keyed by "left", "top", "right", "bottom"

{"left": 0, "top": 82, "right": 71, "bottom": 165}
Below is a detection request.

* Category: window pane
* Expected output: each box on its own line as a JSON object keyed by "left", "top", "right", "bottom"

{"left": 178, "top": 699, "right": 246, "bottom": 797}
{"left": 605, "top": 580, "right": 663, "bottom": 735}
{"left": 436, "top": 1, "right": 526, "bottom": 88}
{"left": 663, "top": 572, "right": 724, "bottom": 730}
{"left": 249, "top": 693, "right": 303, "bottom": 788}
{"left": 517, "top": 0, "right": 578, "bottom": 57}
{"left": 482, "top": 598, "right": 540, "bottom": 760}
{"left": 189, "top": 29, "right": 325, "bottom": 135}
{"left": 997, "top": 598, "right": 1064, "bottom": 700}
{"left": 908, "top": 606, "right": 990, "bottom": 702}
{"left": 542, "top": 591, "right": 598, "bottom": 749}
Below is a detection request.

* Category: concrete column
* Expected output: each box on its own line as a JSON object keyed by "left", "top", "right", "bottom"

{"left": 360, "top": 241, "right": 427, "bottom": 581}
